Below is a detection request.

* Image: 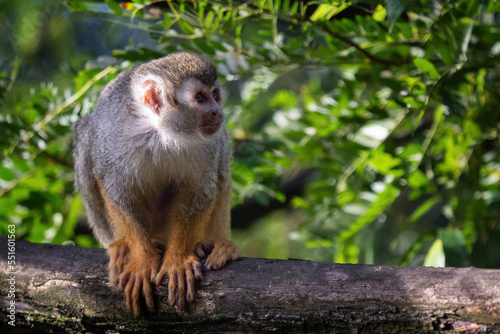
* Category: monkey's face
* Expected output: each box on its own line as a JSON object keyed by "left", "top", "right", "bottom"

{"left": 133, "top": 64, "right": 225, "bottom": 150}
{"left": 174, "top": 77, "right": 225, "bottom": 139}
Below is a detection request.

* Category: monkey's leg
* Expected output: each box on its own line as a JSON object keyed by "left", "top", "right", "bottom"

{"left": 98, "top": 181, "right": 160, "bottom": 317}
{"left": 196, "top": 177, "right": 240, "bottom": 270}
{"left": 155, "top": 189, "right": 214, "bottom": 310}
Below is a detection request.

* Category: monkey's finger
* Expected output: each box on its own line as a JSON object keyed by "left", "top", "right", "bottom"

{"left": 108, "top": 241, "right": 130, "bottom": 271}
{"left": 112, "top": 261, "right": 128, "bottom": 285}
{"left": 203, "top": 243, "right": 215, "bottom": 253}
{"left": 109, "top": 267, "right": 119, "bottom": 287}
{"left": 206, "top": 248, "right": 226, "bottom": 270}
{"left": 142, "top": 279, "right": 155, "bottom": 312}
{"left": 207, "top": 241, "right": 241, "bottom": 270}
{"left": 109, "top": 256, "right": 125, "bottom": 287}
{"left": 195, "top": 242, "right": 214, "bottom": 258}
{"left": 116, "top": 255, "right": 129, "bottom": 273}
{"left": 195, "top": 243, "right": 205, "bottom": 258}
{"left": 116, "top": 242, "right": 129, "bottom": 262}
{"left": 150, "top": 266, "right": 159, "bottom": 284}
{"left": 232, "top": 248, "right": 241, "bottom": 261}
{"left": 176, "top": 271, "right": 186, "bottom": 310}
{"left": 155, "top": 269, "right": 167, "bottom": 286}
{"left": 167, "top": 270, "right": 177, "bottom": 307}
{"left": 120, "top": 271, "right": 131, "bottom": 290}
{"left": 124, "top": 275, "right": 136, "bottom": 312}
{"left": 207, "top": 249, "right": 231, "bottom": 270}
{"left": 185, "top": 268, "right": 195, "bottom": 302}
{"left": 131, "top": 278, "right": 143, "bottom": 317}
{"left": 193, "top": 261, "right": 203, "bottom": 281}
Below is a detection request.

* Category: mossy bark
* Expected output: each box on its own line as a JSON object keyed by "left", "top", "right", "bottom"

{"left": 1, "top": 238, "right": 499, "bottom": 333}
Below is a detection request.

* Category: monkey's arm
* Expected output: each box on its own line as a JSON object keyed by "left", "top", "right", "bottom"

{"left": 155, "top": 185, "right": 219, "bottom": 310}
{"left": 97, "top": 179, "right": 161, "bottom": 317}
{"left": 198, "top": 175, "right": 240, "bottom": 270}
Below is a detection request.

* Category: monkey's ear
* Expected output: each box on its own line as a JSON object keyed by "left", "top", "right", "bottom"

{"left": 142, "top": 79, "right": 162, "bottom": 114}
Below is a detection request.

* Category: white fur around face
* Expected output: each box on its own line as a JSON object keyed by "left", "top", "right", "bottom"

{"left": 178, "top": 77, "right": 202, "bottom": 110}
{"left": 127, "top": 73, "right": 224, "bottom": 158}
{"left": 131, "top": 72, "right": 164, "bottom": 128}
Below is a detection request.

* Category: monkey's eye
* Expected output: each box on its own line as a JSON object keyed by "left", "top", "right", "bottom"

{"left": 212, "top": 90, "right": 219, "bottom": 101}
{"left": 195, "top": 92, "right": 207, "bottom": 103}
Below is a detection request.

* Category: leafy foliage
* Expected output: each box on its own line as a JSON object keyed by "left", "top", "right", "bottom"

{"left": 1, "top": 0, "right": 499, "bottom": 268}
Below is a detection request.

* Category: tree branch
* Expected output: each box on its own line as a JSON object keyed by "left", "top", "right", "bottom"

{"left": 1, "top": 238, "right": 499, "bottom": 333}
{"left": 315, "top": 21, "right": 410, "bottom": 66}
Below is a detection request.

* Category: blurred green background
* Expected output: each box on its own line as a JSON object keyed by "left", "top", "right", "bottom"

{"left": 1, "top": 0, "right": 499, "bottom": 268}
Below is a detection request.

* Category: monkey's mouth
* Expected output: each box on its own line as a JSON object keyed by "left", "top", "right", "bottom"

{"left": 199, "top": 122, "right": 222, "bottom": 136}
{"left": 198, "top": 108, "right": 224, "bottom": 137}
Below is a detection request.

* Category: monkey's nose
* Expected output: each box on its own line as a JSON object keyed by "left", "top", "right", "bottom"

{"left": 199, "top": 108, "right": 224, "bottom": 136}
{"left": 203, "top": 109, "right": 223, "bottom": 124}
{"left": 210, "top": 109, "right": 223, "bottom": 121}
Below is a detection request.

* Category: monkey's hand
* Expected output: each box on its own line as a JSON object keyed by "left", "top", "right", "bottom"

{"left": 118, "top": 250, "right": 160, "bottom": 317}
{"left": 107, "top": 240, "right": 130, "bottom": 287}
{"left": 155, "top": 253, "right": 203, "bottom": 310}
{"left": 197, "top": 239, "right": 240, "bottom": 270}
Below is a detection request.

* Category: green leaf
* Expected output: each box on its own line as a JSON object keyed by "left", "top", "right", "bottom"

{"left": 0, "top": 198, "right": 17, "bottom": 215}
{"left": 414, "top": 58, "right": 440, "bottom": 79}
{"left": 0, "top": 166, "right": 16, "bottom": 181}
{"left": 105, "top": 0, "right": 123, "bottom": 15}
{"left": 10, "top": 157, "right": 30, "bottom": 173}
{"left": 385, "top": 0, "right": 404, "bottom": 32}
{"left": 408, "top": 169, "right": 429, "bottom": 190}
{"left": 192, "top": 39, "right": 216, "bottom": 55}
{"left": 162, "top": 14, "right": 174, "bottom": 30}
{"left": 398, "top": 144, "right": 422, "bottom": 159}
{"left": 486, "top": 0, "right": 500, "bottom": 12}
{"left": 368, "top": 149, "right": 402, "bottom": 176}
{"left": 270, "top": 90, "right": 296, "bottom": 108}
{"left": 283, "top": 0, "right": 291, "bottom": 13}
{"left": 178, "top": 20, "right": 195, "bottom": 35}
{"left": 65, "top": 1, "right": 90, "bottom": 11}
{"left": 337, "top": 184, "right": 400, "bottom": 243}
{"left": 310, "top": 2, "right": 350, "bottom": 22}
{"left": 338, "top": 189, "right": 357, "bottom": 206}
{"left": 439, "top": 229, "right": 469, "bottom": 267}
{"left": 399, "top": 234, "right": 434, "bottom": 266}
{"left": 289, "top": 1, "right": 299, "bottom": 14}
{"left": 74, "top": 68, "right": 102, "bottom": 92}
{"left": 335, "top": 238, "right": 360, "bottom": 264}
{"left": 424, "top": 238, "right": 445, "bottom": 267}
{"left": 437, "top": 37, "right": 455, "bottom": 65}
{"left": 204, "top": 11, "right": 215, "bottom": 29}
{"left": 53, "top": 196, "right": 82, "bottom": 244}
{"left": 406, "top": 196, "right": 438, "bottom": 227}
{"left": 75, "top": 234, "right": 100, "bottom": 248}
{"left": 373, "top": 4, "right": 387, "bottom": 22}
{"left": 414, "top": 110, "right": 425, "bottom": 133}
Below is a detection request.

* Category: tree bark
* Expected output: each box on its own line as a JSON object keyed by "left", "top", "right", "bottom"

{"left": 1, "top": 238, "right": 499, "bottom": 333}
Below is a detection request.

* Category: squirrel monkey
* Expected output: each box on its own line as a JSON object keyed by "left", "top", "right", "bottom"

{"left": 73, "top": 52, "right": 240, "bottom": 316}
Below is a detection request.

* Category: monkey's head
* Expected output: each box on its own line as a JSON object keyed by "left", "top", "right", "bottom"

{"left": 131, "top": 52, "right": 225, "bottom": 148}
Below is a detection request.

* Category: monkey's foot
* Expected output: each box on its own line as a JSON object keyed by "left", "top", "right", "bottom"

{"left": 205, "top": 239, "right": 240, "bottom": 270}
{"left": 119, "top": 253, "right": 160, "bottom": 317}
{"left": 107, "top": 239, "right": 130, "bottom": 287}
{"left": 155, "top": 254, "right": 203, "bottom": 310}
{"left": 195, "top": 242, "right": 215, "bottom": 258}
